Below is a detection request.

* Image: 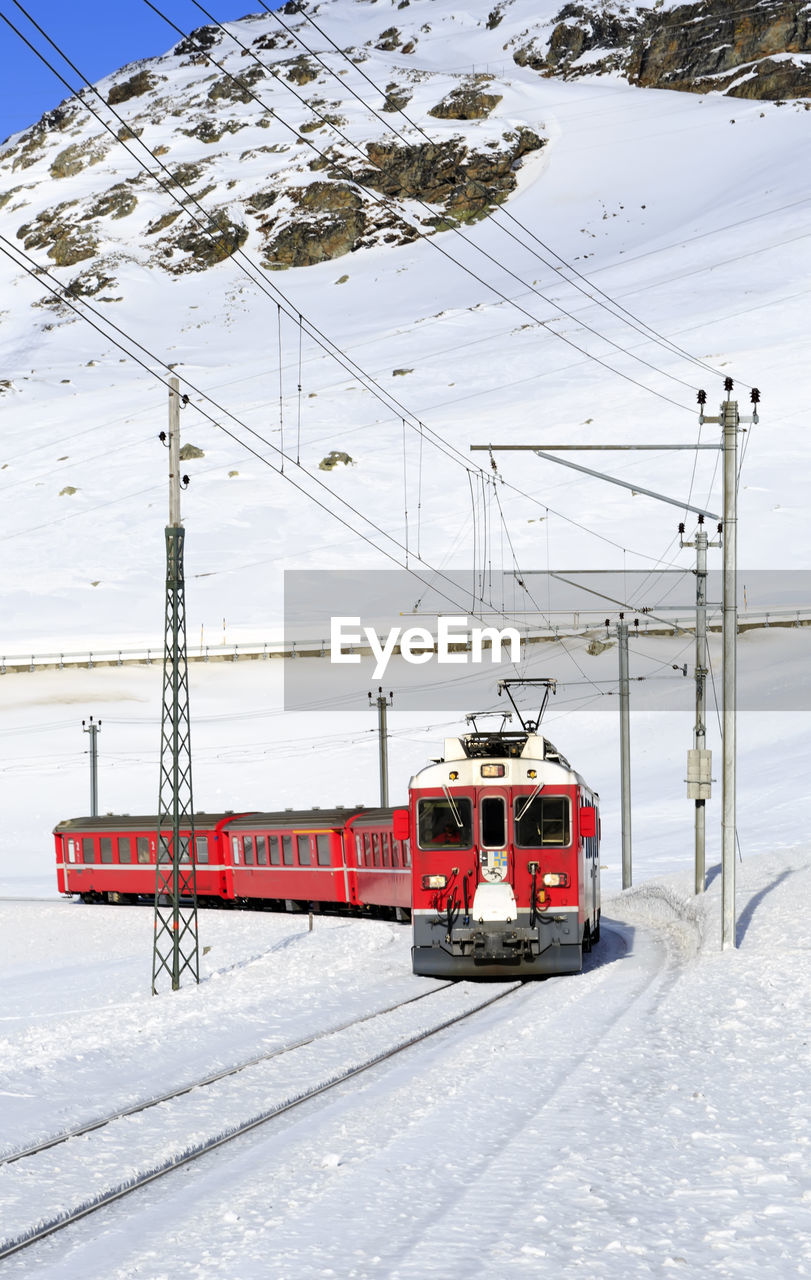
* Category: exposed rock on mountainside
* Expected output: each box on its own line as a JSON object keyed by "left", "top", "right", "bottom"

{"left": 429, "top": 79, "right": 504, "bottom": 119}
{"left": 513, "top": 0, "right": 811, "bottom": 99}
{"left": 257, "top": 128, "right": 543, "bottom": 266}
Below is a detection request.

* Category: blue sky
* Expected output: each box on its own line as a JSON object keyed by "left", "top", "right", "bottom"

{"left": 1, "top": 2, "right": 265, "bottom": 142}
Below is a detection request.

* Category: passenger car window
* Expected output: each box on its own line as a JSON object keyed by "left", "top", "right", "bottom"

{"left": 136, "top": 837, "right": 150, "bottom": 864}
{"left": 82, "top": 838, "right": 95, "bottom": 864}
{"left": 316, "top": 834, "right": 331, "bottom": 866}
{"left": 297, "top": 835, "right": 312, "bottom": 866}
{"left": 282, "top": 836, "right": 294, "bottom": 866}
{"left": 256, "top": 835, "right": 268, "bottom": 866}
{"left": 100, "top": 837, "right": 113, "bottom": 864}
{"left": 118, "top": 836, "right": 132, "bottom": 864}
{"left": 195, "top": 836, "right": 209, "bottom": 865}
{"left": 244, "top": 835, "right": 255, "bottom": 865}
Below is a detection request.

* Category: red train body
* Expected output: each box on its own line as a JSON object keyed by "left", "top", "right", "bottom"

{"left": 54, "top": 807, "right": 410, "bottom": 916}
{"left": 402, "top": 728, "right": 600, "bottom": 977}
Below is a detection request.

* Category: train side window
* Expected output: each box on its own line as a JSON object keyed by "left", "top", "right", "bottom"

{"left": 480, "top": 797, "right": 506, "bottom": 848}
{"left": 402, "top": 840, "right": 411, "bottom": 868}
{"left": 282, "top": 836, "right": 294, "bottom": 866}
{"left": 117, "top": 836, "right": 132, "bottom": 864}
{"left": 362, "top": 834, "right": 371, "bottom": 867}
{"left": 67, "top": 839, "right": 77, "bottom": 863}
{"left": 269, "top": 836, "right": 281, "bottom": 865}
{"left": 416, "top": 798, "right": 473, "bottom": 850}
{"left": 256, "top": 835, "right": 268, "bottom": 866}
{"left": 195, "top": 836, "right": 209, "bottom": 865}
{"left": 232, "top": 836, "right": 240, "bottom": 864}
{"left": 136, "top": 837, "right": 150, "bottom": 864}
{"left": 391, "top": 838, "right": 400, "bottom": 869}
{"left": 100, "top": 837, "right": 113, "bottom": 864}
{"left": 297, "top": 835, "right": 312, "bottom": 866}
{"left": 316, "top": 834, "right": 331, "bottom": 866}
{"left": 514, "top": 796, "right": 571, "bottom": 848}
{"left": 82, "top": 838, "right": 95, "bottom": 864}
{"left": 244, "top": 835, "right": 255, "bottom": 866}
{"left": 371, "top": 833, "right": 380, "bottom": 867}
{"left": 381, "top": 833, "right": 391, "bottom": 867}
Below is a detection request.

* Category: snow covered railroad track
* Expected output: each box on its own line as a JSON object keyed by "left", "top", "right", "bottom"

{"left": 0, "top": 978, "right": 523, "bottom": 1262}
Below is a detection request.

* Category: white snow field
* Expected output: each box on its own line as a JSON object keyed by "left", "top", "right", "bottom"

{"left": 1, "top": 0, "right": 810, "bottom": 1271}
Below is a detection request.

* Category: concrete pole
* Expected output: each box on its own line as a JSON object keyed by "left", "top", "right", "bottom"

{"left": 82, "top": 716, "right": 101, "bottom": 816}
{"left": 694, "top": 521, "right": 708, "bottom": 894}
{"left": 369, "top": 687, "right": 393, "bottom": 807}
{"left": 168, "top": 376, "right": 182, "bottom": 528}
{"left": 721, "top": 398, "right": 739, "bottom": 950}
{"left": 617, "top": 617, "right": 632, "bottom": 890}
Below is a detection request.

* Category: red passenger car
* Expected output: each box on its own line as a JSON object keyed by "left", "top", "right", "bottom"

{"left": 54, "top": 807, "right": 411, "bottom": 918}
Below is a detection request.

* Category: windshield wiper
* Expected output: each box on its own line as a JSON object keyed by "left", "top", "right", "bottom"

{"left": 516, "top": 782, "right": 544, "bottom": 823}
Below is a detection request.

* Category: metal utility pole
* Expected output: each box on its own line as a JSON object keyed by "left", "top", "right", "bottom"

{"left": 368, "top": 687, "right": 393, "bottom": 807}
{"left": 616, "top": 616, "right": 632, "bottom": 890}
{"left": 82, "top": 716, "right": 101, "bottom": 816}
{"left": 697, "top": 381, "right": 760, "bottom": 949}
{"left": 680, "top": 516, "right": 719, "bottom": 894}
{"left": 151, "top": 377, "right": 200, "bottom": 994}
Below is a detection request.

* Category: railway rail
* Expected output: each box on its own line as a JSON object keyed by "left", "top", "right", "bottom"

{"left": 0, "top": 978, "right": 525, "bottom": 1263}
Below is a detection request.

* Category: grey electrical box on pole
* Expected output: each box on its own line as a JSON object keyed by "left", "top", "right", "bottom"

{"left": 369, "top": 687, "right": 393, "bottom": 806}
{"left": 82, "top": 716, "right": 101, "bottom": 817}
{"left": 151, "top": 376, "right": 200, "bottom": 995}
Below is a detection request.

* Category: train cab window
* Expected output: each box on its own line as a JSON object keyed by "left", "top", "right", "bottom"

{"left": 269, "top": 836, "right": 281, "bottom": 866}
{"left": 100, "top": 837, "right": 114, "bottom": 864}
{"left": 82, "top": 838, "right": 95, "bottom": 864}
{"left": 195, "top": 836, "right": 209, "bottom": 865}
{"left": 244, "top": 835, "right": 256, "bottom": 866}
{"left": 136, "top": 837, "right": 151, "bottom": 864}
{"left": 514, "top": 796, "right": 571, "bottom": 848}
{"left": 316, "top": 834, "right": 331, "bottom": 866}
{"left": 282, "top": 836, "right": 294, "bottom": 866}
{"left": 117, "top": 837, "right": 132, "bottom": 864}
{"left": 256, "top": 835, "right": 268, "bottom": 866}
{"left": 297, "top": 835, "right": 312, "bottom": 866}
{"left": 480, "top": 797, "right": 506, "bottom": 848}
{"left": 416, "top": 798, "right": 473, "bottom": 850}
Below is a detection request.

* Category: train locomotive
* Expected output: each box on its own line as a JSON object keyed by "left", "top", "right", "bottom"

{"left": 400, "top": 704, "right": 600, "bottom": 977}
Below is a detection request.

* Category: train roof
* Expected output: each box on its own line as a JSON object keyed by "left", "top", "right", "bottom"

{"left": 54, "top": 813, "right": 240, "bottom": 833}
{"left": 227, "top": 807, "right": 400, "bottom": 831}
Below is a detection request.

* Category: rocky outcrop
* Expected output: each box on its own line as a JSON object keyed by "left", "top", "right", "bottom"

{"left": 107, "top": 71, "right": 159, "bottom": 105}
{"left": 429, "top": 80, "right": 504, "bottom": 119}
{"left": 513, "top": 0, "right": 811, "bottom": 99}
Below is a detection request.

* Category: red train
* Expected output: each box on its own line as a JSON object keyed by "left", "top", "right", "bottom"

{"left": 54, "top": 807, "right": 411, "bottom": 918}
{"left": 54, "top": 722, "right": 600, "bottom": 979}
{"left": 397, "top": 723, "right": 601, "bottom": 977}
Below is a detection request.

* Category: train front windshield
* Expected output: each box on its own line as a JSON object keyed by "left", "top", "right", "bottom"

{"left": 513, "top": 795, "right": 571, "bottom": 847}
{"left": 417, "top": 798, "right": 473, "bottom": 849}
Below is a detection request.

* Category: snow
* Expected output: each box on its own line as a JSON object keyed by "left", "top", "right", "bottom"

{"left": 1, "top": 0, "right": 810, "bottom": 1269}
{"left": 1, "top": 850, "right": 810, "bottom": 1275}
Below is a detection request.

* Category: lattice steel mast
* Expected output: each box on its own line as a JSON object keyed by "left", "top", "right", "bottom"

{"left": 151, "top": 376, "right": 200, "bottom": 994}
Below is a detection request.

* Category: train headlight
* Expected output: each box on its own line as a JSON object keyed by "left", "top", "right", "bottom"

{"left": 422, "top": 874, "right": 447, "bottom": 890}
{"left": 542, "top": 872, "right": 569, "bottom": 888}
